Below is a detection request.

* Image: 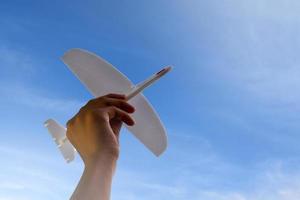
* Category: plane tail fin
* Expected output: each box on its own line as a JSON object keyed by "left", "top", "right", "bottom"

{"left": 44, "top": 119, "right": 76, "bottom": 163}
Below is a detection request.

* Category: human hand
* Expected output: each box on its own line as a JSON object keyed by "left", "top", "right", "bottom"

{"left": 66, "top": 93, "right": 135, "bottom": 166}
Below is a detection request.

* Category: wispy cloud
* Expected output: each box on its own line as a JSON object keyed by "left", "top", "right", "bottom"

{"left": 1, "top": 82, "right": 83, "bottom": 112}
{"left": 0, "top": 83, "right": 83, "bottom": 113}
{"left": 0, "top": 45, "right": 36, "bottom": 78}
{"left": 0, "top": 144, "right": 82, "bottom": 200}
{"left": 7, "top": 96, "right": 300, "bottom": 199}
{"left": 112, "top": 129, "right": 300, "bottom": 200}
{"left": 0, "top": 45, "right": 83, "bottom": 113}
{"left": 212, "top": 0, "right": 300, "bottom": 106}
{"left": 113, "top": 157, "right": 300, "bottom": 200}
{"left": 2, "top": 1, "right": 300, "bottom": 200}
{"left": 180, "top": 0, "right": 300, "bottom": 108}
{"left": 0, "top": 43, "right": 83, "bottom": 112}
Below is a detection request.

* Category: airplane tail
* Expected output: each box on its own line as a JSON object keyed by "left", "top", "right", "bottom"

{"left": 44, "top": 119, "right": 76, "bottom": 163}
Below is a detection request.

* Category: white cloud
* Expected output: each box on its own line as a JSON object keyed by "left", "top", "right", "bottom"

{"left": 0, "top": 45, "right": 36, "bottom": 77}
{"left": 111, "top": 131, "right": 300, "bottom": 200}
{"left": 213, "top": 0, "right": 300, "bottom": 106}
{"left": 0, "top": 45, "right": 84, "bottom": 113}
{"left": 0, "top": 83, "right": 83, "bottom": 113}
{"left": 180, "top": 0, "right": 300, "bottom": 108}
{"left": 112, "top": 158, "right": 300, "bottom": 200}
{"left": 1, "top": 126, "right": 300, "bottom": 200}
{"left": 0, "top": 145, "right": 83, "bottom": 200}
{"left": 0, "top": 44, "right": 83, "bottom": 113}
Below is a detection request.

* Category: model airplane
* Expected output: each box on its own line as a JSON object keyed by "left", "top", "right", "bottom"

{"left": 44, "top": 48, "right": 171, "bottom": 163}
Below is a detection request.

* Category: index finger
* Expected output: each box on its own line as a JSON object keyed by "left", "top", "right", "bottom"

{"left": 106, "top": 106, "right": 135, "bottom": 126}
{"left": 105, "top": 93, "right": 126, "bottom": 99}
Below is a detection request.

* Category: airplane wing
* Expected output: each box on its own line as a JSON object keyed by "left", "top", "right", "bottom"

{"left": 62, "top": 48, "right": 167, "bottom": 156}
{"left": 44, "top": 119, "right": 76, "bottom": 162}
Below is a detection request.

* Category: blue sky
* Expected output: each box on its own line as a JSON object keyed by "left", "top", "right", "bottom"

{"left": 1, "top": 0, "right": 300, "bottom": 199}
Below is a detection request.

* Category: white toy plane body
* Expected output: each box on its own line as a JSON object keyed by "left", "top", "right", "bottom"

{"left": 44, "top": 48, "right": 171, "bottom": 163}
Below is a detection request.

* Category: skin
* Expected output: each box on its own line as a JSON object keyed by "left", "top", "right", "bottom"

{"left": 66, "top": 93, "right": 135, "bottom": 200}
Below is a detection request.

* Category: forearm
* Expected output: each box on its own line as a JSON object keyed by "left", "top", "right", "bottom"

{"left": 70, "top": 156, "right": 117, "bottom": 200}
{"left": 67, "top": 93, "right": 134, "bottom": 200}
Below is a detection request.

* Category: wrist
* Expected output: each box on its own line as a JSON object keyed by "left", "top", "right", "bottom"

{"left": 84, "top": 154, "right": 118, "bottom": 170}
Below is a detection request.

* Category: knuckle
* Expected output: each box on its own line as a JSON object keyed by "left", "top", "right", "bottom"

{"left": 67, "top": 114, "right": 81, "bottom": 128}
{"left": 86, "top": 96, "right": 105, "bottom": 106}
{"left": 66, "top": 118, "right": 75, "bottom": 129}
{"left": 105, "top": 93, "right": 113, "bottom": 97}
{"left": 87, "top": 99, "right": 94, "bottom": 104}
{"left": 102, "top": 96, "right": 109, "bottom": 101}
{"left": 106, "top": 105, "right": 115, "bottom": 110}
{"left": 98, "top": 114, "right": 107, "bottom": 122}
{"left": 86, "top": 99, "right": 96, "bottom": 106}
{"left": 78, "top": 106, "right": 86, "bottom": 114}
{"left": 89, "top": 109, "right": 107, "bottom": 120}
{"left": 93, "top": 109, "right": 107, "bottom": 122}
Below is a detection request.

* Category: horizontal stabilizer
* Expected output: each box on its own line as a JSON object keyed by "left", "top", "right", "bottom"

{"left": 44, "top": 119, "right": 75, "bottom": 163}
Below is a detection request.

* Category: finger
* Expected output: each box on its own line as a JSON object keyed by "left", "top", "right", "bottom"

{"left": 87, "top": 97, "right": 135, "bottom": 113}
{"left": 106, "top": 106, "right": 135, "bottom": 126}
{"left": 87, "top": 93, "right": 126, "bottom": 106}
{"left": 106, "top": 98, "right": 135, "bottom": 113}
{"left": 105, "top": 93, "right": 126, "bottom": 99}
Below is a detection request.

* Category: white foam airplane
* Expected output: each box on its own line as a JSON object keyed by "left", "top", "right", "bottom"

{"left": 44, "top": 48, "right": 171, "bottom": 163}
